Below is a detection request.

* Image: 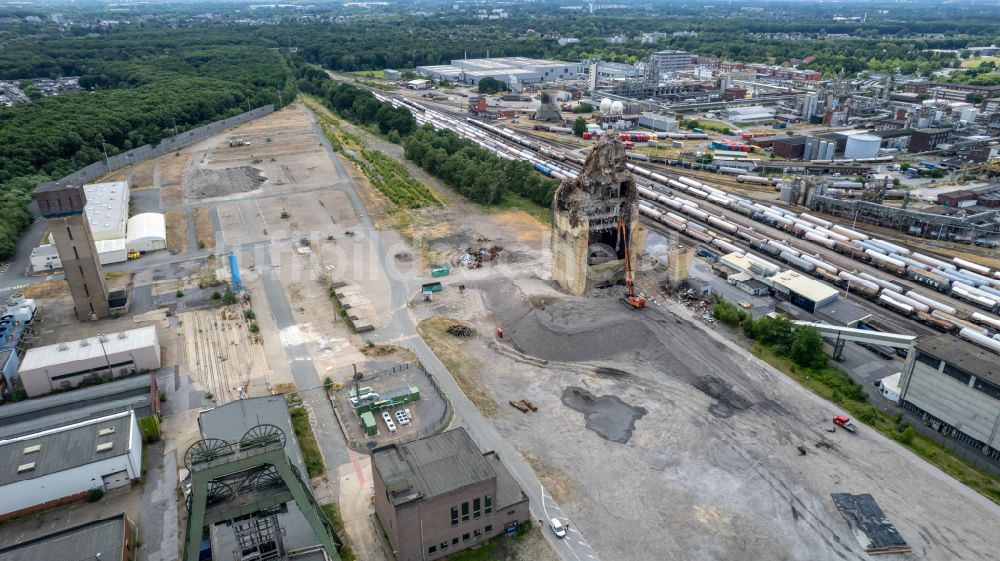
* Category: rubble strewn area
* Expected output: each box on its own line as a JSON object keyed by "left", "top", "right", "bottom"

{"left": 412, "top": 276, "right": 1000, "bottom": 561}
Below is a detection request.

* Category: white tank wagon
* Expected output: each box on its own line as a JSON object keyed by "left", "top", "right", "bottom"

{"left": 713, "top": 239, "right": 743, "bottom": 255}
{"left": 868, "top": 239, "right": 910, "bottom": 255}
{"left": 804, "top": 231, "right": 836, "bottom": 249}
{"left": 838, "top": 272, "right": 880, "bottom": 291}
{"left": 830, "top": 224, "right": 868, "bottom": 241}
{"left": 971, "top": 312, "right": 1000, "bottom": 331}
{"left": 798, "top": 213, "right": 832, "bottom": 229}
{"left": 878, "top": 295, "right": 915, "bottom": 316}
{"left": 905, "top": 291, "right": 957, "bottom": 315}
{"left": 801, "top": 254, "right": 838, "bottom": 274}
{"left": 707, "top": 217, "right": 738, "bottom": 234}
{"left": 952, "top": 258, "right": 990, "bottom": 276}
{"left": 857, "top": 272, "right": 903, "bottom": 293}
{"left": 881, "top": 289, "right": 930, "bottom": 313}
{"left": 910, "top": 252, "right": 955, "bottom": 271}
{"left": 959, "top": 328, "right": 1000, "bottom": 353}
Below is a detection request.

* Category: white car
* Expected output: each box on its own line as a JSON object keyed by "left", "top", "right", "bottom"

{"left": 549, "top": 518, "right": 566, "bottom": 538}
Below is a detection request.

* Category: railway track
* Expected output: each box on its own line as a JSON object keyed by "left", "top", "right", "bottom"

{"left": 375, "top": 91, "right": 1000, "bottom": 338}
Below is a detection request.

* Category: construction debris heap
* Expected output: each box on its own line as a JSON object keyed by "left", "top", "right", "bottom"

{"left": 551, "top": 135, "right": 646, "bottom": 295}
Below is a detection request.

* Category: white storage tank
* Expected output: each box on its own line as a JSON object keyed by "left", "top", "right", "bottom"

{"left": 844, "top": 134, "right": 881, "bottom": 160}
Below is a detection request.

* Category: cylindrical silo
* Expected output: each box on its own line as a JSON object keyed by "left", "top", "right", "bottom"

{"left": 844, "top": 134, "right": 881, "bottom": 160}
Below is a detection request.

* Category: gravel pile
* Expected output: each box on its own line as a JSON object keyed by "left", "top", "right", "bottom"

{"left": 183, "top": 166, "right": 265, "bottom": 199}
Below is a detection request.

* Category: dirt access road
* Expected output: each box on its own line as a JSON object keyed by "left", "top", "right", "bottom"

{"left": 413, "top": 277, "right": 1000, "bottom": 561}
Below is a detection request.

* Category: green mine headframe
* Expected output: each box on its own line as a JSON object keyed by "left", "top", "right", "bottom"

{"left": 182, "top": 425, "right": 342, "bottom": 561}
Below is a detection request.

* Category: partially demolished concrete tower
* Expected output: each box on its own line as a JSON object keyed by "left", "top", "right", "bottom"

{"left": 551, "top": 135, "right": 646, "bottom": 295}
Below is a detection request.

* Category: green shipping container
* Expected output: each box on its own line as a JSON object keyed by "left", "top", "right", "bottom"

{"left": 361, "top": 411, "right": 377, "bottom": 436}
{"left": 409, "top": 386, "right": 421, "bottom": 401}
{"left": 421, "top": 282, "right": 443, "bottom": 293}
{"left": 431, "top": 267, "right": 450, "bottom": 277}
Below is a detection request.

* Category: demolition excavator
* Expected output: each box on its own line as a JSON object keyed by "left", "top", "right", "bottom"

{"left": 617, "top": 215, "right": 646, "bottom": 309}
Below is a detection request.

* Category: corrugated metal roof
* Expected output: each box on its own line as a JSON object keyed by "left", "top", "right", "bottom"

{"left": 917, "top": 334, "right": 1000, "bottom": 386}
{"left": 19, "top": 325, "right": 158, "bottom": 371}
{"left": 0, "top": 374, "right": 154, "bottom": 439}
{"left": 0, "top": 411, "right": 134, "bottom": 486}
{"left": 0, "top": 513, "right": 128, "bottom": 561}
{"left": 372, "top": 428, "right": 494, "bottom": 505}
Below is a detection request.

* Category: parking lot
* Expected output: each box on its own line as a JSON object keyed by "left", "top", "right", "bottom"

{"left": 332, "top": 362, "right": 450, "bottom": 450}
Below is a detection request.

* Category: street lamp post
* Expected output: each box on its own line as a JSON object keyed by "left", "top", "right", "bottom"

{"left": 97, "top": 334, "right": 112, "bottom": 377}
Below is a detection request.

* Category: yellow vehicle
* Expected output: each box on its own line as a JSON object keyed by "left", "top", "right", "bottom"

{"left": 738, "top": 301, "right": 753, "bottom": 309}
{"left": 127, "top": 251, "right": 141, "bottom": 260}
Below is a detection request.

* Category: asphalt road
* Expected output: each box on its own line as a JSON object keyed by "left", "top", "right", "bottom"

{"left": 310, "top": 118, "right": 603, "bottom": 561}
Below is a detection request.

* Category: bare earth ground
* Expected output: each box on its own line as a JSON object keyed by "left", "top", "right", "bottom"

{"left": 413, "top": 277, "right": 1000, "bottom": 561}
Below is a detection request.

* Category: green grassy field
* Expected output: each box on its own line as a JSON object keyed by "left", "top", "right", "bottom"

{"left": 961, "top": 56, "right": 1000, "bottom": 68}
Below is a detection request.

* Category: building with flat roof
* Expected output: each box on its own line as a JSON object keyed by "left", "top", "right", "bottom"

{"left": 0, "top": 410, "right": 142, "bottom": 519}
{"left": 720, "top": 106, "right": 776, "bottom": 122}
{"left": 18, "top": 325, "right": 161, "bottom": 397}
{"left": 899, "top": 334, "right": 1000, "bottom": 460}
{"left": 83, "top": 181, "right": 129, "bottom": 241}
{"left": 770, "top": 270, "right": 839, "bottom": 313}
{"left": 417, "top": 57, "right": 583, "bottom": 86}
{"left": 372, "top": 427, "right": 530, "bottom": 561}
{"left": 0, "top": 512, "right": 135, "bottom": 561}
{"left": 0, "top": 373, "right": 160, "bottom": 439}
{"left": 649, "top": 50, "right": 693, "bottom": 76}
{"left": 909, "top": 128, "right": 951, "bottom": 153}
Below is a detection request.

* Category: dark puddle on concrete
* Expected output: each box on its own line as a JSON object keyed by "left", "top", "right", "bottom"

{"left": 561, "top": 387, "right": 647, "bottom": 444}
{"left": 693, "top": 376, "right": 752, "bottom": 418}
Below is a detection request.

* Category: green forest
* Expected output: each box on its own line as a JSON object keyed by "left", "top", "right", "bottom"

{"left": 295, "top": 65, "right": 560, "bottom": 207}
{"left": 0, "top": 3, "right": 997, "bottom": 256}
{"left": 0, "top": 31, "right": 296, "bottom": 258}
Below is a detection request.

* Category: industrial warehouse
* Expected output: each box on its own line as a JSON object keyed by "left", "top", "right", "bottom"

{"left": 417, "top": 57, "right": 584, "bottom": 86}
{"left": 17, "top": 326, "right": 161, "bottom": 397}
{"left": 29, "top": 180, "right": 166, "bottom": 272}
{"left": 0, "top": 410, "right": 142, "bottom": 519}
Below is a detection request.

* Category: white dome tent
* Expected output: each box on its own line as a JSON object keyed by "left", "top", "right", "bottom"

{"left": 125, "top": 213, "right": 167, "bottom": 253}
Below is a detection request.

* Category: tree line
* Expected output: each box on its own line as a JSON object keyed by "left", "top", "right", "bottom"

{"left": 0, "top": 38, "right": 296, "bottom": 258}
{"left": 295, "top": 64, "right": 560, "bottom": 208}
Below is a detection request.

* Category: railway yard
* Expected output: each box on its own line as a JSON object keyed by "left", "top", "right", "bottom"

{"left": 378, "top": 90, "right": 1000, "bottom": 350}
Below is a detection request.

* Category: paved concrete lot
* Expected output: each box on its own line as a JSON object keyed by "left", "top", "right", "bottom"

{"left": 414, "top": 277, "right": 1000, "bottom": 561}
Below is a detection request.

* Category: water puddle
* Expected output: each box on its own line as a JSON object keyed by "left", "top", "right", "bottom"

{"left": 561, "top": 386, "right": 647, "bottom": 444}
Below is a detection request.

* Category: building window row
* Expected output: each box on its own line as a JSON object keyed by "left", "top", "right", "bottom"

{"left": 430, "top": 525, "right": 493, "bottom": 555}
{"left": 451, "top": 494, "right": 493, "bottom": 526}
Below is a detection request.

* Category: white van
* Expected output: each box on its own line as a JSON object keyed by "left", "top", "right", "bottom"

{"left": 549, "top": 518, "right": 566, "bottom": 538}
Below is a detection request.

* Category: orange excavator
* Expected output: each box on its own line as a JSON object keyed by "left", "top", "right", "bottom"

{"left": 617, "top": 216, "right": 646, "bottom": 309}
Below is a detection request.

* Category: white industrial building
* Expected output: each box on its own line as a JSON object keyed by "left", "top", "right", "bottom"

{"left": 18, "top": 325, "right": 161, "bottom": 397}
{"left": 720, "top": 106, "right": 776, "bottom": 122}
{"left": 0, "top": 410, "right": 142, "bottom": 519}
{"left": 417, "top": 57, "right": 584, "bottom": 86}
{"left": 95, "top": 238, "right": 128, "bottom": 265}
{"left": 29, "top": 181, "right": 166, "bottom": 271}
{"left": 84, "top": 181, "right": 129, "bottom": 241}
{"left": 125, "top": 213, "right": 167, "bottom": 253}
